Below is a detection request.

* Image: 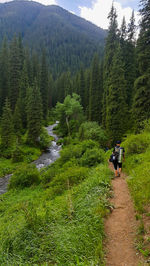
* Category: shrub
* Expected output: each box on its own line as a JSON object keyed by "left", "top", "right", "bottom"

{"left": 12, "top": 145, "right": 24, "bottom": 163}
{"left": 59, "top": 140, "right": 99, "bottom": 166}
{"left": 41, "top": 162, "right": 61, "bottom": 184}
{"left": 79, "top": 122, "right": 108, "bottom": 148}
{"left": 9, "top": 164, "right": 40, "bottom": 189}
{"left": 39, "top": 127, "right": 52, "bottom": 150}
{"left": 47, "top": 166, "right": 89, "bottom": 197}
{"left": 80, "top": 148, "right": 105, "bottom": 167}
{"left": 123, "top": 134, "right": 150, "bottom": 155}
{"left": 59, "top": 145, "right": 83, "bottom": 165}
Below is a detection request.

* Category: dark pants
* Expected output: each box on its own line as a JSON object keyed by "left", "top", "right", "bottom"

{"left": 113, "top": 160, "right": 122, "bottom": 170}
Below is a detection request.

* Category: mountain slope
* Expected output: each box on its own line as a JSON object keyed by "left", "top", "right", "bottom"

{"left": 0, "top": 1, "right": 107, "bottom": 75}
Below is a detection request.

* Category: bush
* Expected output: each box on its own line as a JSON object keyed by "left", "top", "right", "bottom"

{"left": 0, "top": 145, "right": 14, "bottom": 159}
{"left": 12, "top": 146, "right": 24, "bottom": 163}
{"left": 59, "top": 140, "right": 99, "bottom": 166}
{"left": 80, "top": 148, "right": 105, "bottom": 167}
{"left": 41, "top": 162, "right": 61, "bottom": 184}
{"left": 79, "top": 122, "right": 108, "bottom": 148}
{"left": 47, "top": 166, "right": 89, "bottom": 197}
{"left": 9, "top": 164, "right": 40, "bottom": 189}
{"left": 39, "top": 127, "right": 52, "bottom": 150}
{"left": 123, "top": 134, "right": 150, "bottom": 155}
{"left": 59, "top": 145, "right": 83, "bottom": 165}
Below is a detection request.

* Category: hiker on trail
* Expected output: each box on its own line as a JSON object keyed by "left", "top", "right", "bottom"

{"left": 110, "top": 140, "right": 125, "bottom": 177}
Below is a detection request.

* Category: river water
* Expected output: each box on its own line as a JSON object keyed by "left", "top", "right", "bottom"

{"left": 0, "top": 122, "right": 61, "bottom": 195}
{"left": 34, "top": 122, "right": 61, "bottom": 169}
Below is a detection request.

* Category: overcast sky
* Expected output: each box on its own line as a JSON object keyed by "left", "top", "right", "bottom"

{"left": 0, "top": 0, "right": 140, "bottom": 29}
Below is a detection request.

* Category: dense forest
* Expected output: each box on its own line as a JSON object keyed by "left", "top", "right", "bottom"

{"left": 0, "top": 0, "right": 149, "bottom": 147}
{"left": 0, "top": 0, "right": 150, "bottom": 264}
{"left": 0, "top": 1, "right": 106, "bottom": 76}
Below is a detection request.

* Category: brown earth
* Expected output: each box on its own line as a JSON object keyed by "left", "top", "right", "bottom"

{"left": 105, "top": 163, "right": 144, "bottom": 266}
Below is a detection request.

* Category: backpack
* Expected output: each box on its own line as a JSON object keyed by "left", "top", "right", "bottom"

{"left": 114, "top": 146, "right": 124, "bottom": 163}
{"left": 109, "top": 154, "right": 114, "bottom": 162}
{"left": 114, "top": 146, "right": 120, "bottom": 161}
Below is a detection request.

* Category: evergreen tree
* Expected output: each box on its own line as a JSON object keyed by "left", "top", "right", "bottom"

{"left": 106, "top": 45, "right": 128, "bottom": 143}
{"left": 125, "top": 11, "right": 136, "bottom": 107}
{"left": 1, "top": 98, "right": 14, "bottom": 149}
{"left": 18, "top": 34, "right": 24, "bottom": 71}
{"left": 19, "top": 60, "right": 29, "bottom": 128}
{"left": 120, "top": 16, "right": 127, "bottom": 41}
{"left": 13, "top": 99, "right": 22, "bottom": 139}
{"left": 102, "top": 5, "right": 119, "bottom": 127}
{"left": 89, "top": 54, "right": 102, "bottom": 123}
{"left": 9, "top": 36, "right": 22, "bottom": 111}
{"left": 84, "top": 68, "right": 91, "bottom": 117}
{"left": 27, "top": 80, "right": 43, "bottom": 144}
{"left": 0, "top": 37, "right": 10, "bottom": 115}
{"left": 32, "top": 52, "right": 40, "bottom": 85}
{"left": 56, "top": 72, "right": 72, "bottom": 103}
{"left": 78, "top": 66, "right": 86, "bottom": 110}
{"left": 48, "top": 74, "right": 53, "bottom": 109}
{"left": 132, "top": 75, "right": 150, "bottom": 128}
{"left": 127, "top": 10, "right": 136, "bottom": 42}
{"left": 24, "top": 47, "right": 33, "bottom": 87}
{"left": 132, "top": 0, "right": 150, "bottom": 128}
{"left": 40, "top": 50, "right": 48, "bottom": 120}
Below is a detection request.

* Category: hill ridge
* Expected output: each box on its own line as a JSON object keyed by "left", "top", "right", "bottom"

{"left": 0, "top": 0, "right": 106, "bottom": 76}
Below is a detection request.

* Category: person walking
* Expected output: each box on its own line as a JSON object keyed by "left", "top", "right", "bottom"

{"left": 112, "top": 140, "right": 125, "bottom": 177}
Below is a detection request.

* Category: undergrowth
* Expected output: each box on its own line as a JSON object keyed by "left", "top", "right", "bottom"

{"left": 0, "top": 165, "right": 112, "bottom": 265}
{"left": 122, "top": 131, "right": 150, "bottom": 260}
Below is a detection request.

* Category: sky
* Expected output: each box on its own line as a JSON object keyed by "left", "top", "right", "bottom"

{"left": 0, "top": 0, "right": 140, "bottom": 29}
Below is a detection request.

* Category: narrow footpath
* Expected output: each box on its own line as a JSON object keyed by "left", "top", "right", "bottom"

{"left": 105, "top": 163, "right": 143, "bottom": 266}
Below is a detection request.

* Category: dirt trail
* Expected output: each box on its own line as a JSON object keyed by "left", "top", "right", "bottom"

{"left": 105, "top": 163, "right": 143, "bottom": 266}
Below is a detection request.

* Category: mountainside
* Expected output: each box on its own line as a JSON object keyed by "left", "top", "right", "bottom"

{"left": 0, "top": 1, "right": 107, "bottom": 76}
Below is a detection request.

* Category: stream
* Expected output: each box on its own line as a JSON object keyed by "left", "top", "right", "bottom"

{"left": 34, "top": 122, "right": 61, "bottom": 169}
{"left": 0, "top": 122, "right": 61, "bottom": 195}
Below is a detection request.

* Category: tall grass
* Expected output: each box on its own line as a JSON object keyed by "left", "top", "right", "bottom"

{"left": 122, "top": 131, "right": 150, "bottom": 258}
{"left": 0, "top": 165, "right": 113, "bottom": 265}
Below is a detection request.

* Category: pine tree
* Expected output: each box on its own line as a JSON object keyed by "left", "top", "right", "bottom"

{"left": 106, "top": 45, "right": 128, "bottom": 143}
{"left": 18, "top": 34, "right": 24, "bottom": 71}
{"left": 0, "top": 37, "right": 10, "bottom": 115}
{"left": 84, "top": 68, "right": 91, "bottom": 117}
{"left": 19, "top": 60, "right": 29, "bottom": 128}
{"left": 1, "top": 98, "right": 14, "bottom": 149}
{"left": 120, "top": 16, "right": 127, "bottom": 41}
{"left": 78, "top": 66, "right": 86, "bottom": 110}
{"left": 125, "top": 11, "right": 136, "bottom": 107}
{"left": 48, "top": 74, "right": 53, "bottom": 109}
{"left": 27, "top": 80, "right": 43, "bottom": 144}
{"left": 13, "top": 99, "right": 22, "bottom": 139}
{"left": 9, "top": 35, "right": 22, "bottom": 111}
{"left": 102, "top": 5, "right": 119, "bottom": 127}
{"left": 132, "top": 0, "right": 150, "bottom": 128}
{"left": 32, "top": 52, "right": 40, "bottom": 85}
{"left": 24, "top": 47, "right": 33, "bottom": 87}
{"left": 56, "top": 72, "right": 72, "bottom": 103}
{"left": 40, "top": 50, "right": 48, "bottom": 120}
{"left": 89, "top": 54, "right": 102, "bottom": 123}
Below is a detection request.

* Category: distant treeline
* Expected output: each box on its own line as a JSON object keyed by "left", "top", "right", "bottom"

{"left": 0, "top": 0, "right": 149, "bottom": 146}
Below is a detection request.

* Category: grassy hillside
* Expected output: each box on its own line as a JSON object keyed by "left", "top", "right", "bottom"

{"left": 0, "top": 136, "right": 113, "bottom": 265}
{"left": 121, "top": 128, "right": 150, "bottom": 259}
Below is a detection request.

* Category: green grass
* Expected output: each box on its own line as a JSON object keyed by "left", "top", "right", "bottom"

{"left": 0, "top": 164, "right": 113, "bottom": 265}
{"left": 122, "top": 131, "right": 150, "bottom": 258}
{"left": 122, "top": 133, "right": 150, "bottom": 213}
{"left": 0, "top": 145, "right": 41, "bottom": 178}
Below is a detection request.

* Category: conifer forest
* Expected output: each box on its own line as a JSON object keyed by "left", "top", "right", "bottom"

{"left": 0, "top": 0, "right": 149, "bottom": 265}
